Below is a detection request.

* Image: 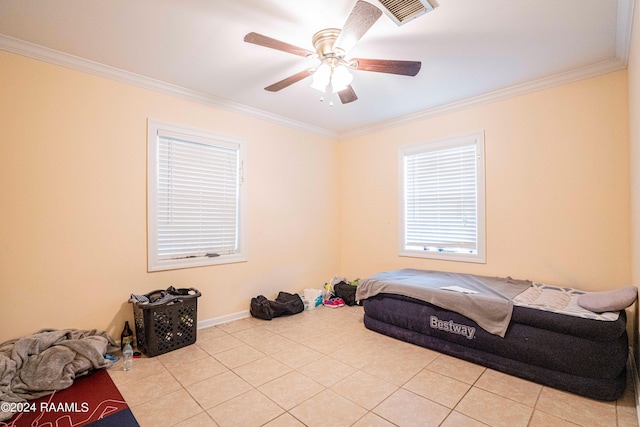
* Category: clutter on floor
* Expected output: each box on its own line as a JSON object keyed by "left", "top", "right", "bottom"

{"left": 323, "top": 297, "right": 345, "bottom": 308}
{"left": 129, "top": 286, "right": 201, "bottom": 357}
{"left": 249, "top": 276, "right": 360, "bottom": 320}
{"left": 301, "top": 288, "right": 324, "bottom": 310}
{"left": 324, "top": 276, "right": 360, "bottom": 306}
{"left": 0, "top": 328, "right": 118, "bottom": 422}
{"left": 250, "top": 292, "right": 304, "bottom": 320}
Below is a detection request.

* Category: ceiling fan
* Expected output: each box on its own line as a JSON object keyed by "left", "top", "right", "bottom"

{"left": 243, "top": 0, "right": 421, "bottom": 104}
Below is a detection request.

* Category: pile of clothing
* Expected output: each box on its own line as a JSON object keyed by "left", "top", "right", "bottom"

{"left": 0, "top": 328, "right": 117, "bottom": 421}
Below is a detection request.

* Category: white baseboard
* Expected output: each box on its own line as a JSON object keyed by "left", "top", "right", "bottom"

{"left": 197, "top": 310, "right": 250, "bottom": 330}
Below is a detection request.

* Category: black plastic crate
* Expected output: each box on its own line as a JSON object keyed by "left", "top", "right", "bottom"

{"left": 131, "top": 287, "right": 201, "bottom": 357}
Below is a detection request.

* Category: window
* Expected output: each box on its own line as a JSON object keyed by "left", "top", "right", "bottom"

{"left": 399, "top": 132, "right": 485, "bottom": 263}
{"left": 147, "top": 119, "right": 246, "bottom": 271}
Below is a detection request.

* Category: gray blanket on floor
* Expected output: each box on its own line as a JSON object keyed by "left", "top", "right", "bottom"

{"left": 356, "top": 269, "right": 532, "bottom": 337}
{"left": 0, "top": 329, "right": 116, "bottom": 421}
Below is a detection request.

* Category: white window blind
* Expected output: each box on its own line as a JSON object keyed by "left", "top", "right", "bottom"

{"left": 148, "top": 120, "right": 246, "bottom": 271}
{"left": 400, "top": 132, "right": 485, "bottom": 263}
{"left": 157, "top": 134, "right": 239, "bottom": 260}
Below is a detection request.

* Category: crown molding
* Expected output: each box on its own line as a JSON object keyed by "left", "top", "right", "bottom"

{"left": 338, "top": 57, "right": 627, "bottom": 138}
{"left": 338, "top": 0, "right": 636, "bottom": 138}
{"left": 0, "top": 34, "right": 336, "bottom": 139}
{"left": 1, "top": 0, "right": 635, "bottom": 141}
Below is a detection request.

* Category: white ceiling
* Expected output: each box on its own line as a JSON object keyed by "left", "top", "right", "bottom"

{"left": 0, "top": 0, "right": 634, "bottom": 137}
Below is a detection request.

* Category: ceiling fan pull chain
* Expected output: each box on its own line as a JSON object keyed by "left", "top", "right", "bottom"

{"left": 319, "top": 94, "right": 335, "bottom": 107}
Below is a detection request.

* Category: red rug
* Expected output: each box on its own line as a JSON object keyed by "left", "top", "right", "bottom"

{"left": 1, "top": 369, "right": 138, "bottom": 427}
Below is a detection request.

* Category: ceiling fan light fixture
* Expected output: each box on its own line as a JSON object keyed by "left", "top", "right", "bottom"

{"left": 311, "top": 63, "right": 353, "bottom": 93}
{"left": 331, "top": 65, "right": 353, "bottom": 91}
{"left": 310, "top": 63, "right": 331, "bottom": 91}
{"left": 244, "top": 1, "right": 420, "bottom": 105}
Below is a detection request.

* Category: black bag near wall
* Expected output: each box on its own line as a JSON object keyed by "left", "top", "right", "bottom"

{"left": 250, "top": 292, "right": 304, "bottom": 320}
{"left": 250, "top": 295, "right": 274, "bottom": 320}
{"left": 334, "top": 282, "right": 358, "bottom": 306}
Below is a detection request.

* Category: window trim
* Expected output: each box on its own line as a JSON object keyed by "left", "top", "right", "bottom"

{"left": 398, "top": 131, "right": 486, "bottom": 263}
{"left": 147, "top": 119, "right": 247, "bottom": 272}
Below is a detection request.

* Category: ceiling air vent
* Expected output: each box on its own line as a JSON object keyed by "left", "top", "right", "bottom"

{"left": 377, "top": 0, "right": 435, "bottom": 26}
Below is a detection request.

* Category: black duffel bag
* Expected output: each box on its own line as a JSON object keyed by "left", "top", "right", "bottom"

{"left": 250, "top": 292, "right": 304, "bottom": 320}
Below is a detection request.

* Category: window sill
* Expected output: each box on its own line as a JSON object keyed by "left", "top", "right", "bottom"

{"left": 399, "top": 250, "right": 486, "bottom": 264}
{"left": 148, "top": 254, "right": 248, "bottom": 272}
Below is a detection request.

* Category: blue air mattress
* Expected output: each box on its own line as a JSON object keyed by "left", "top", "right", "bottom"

{"left": 361, "top": 293, "right": 628, "bottom": 401}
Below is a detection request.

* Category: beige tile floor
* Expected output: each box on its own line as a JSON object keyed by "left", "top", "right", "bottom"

{"left": 108, "top": 305, "right": 639, "bottom": 427}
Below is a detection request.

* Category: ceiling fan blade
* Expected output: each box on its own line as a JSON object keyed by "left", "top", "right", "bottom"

{"left": 244, "top": 32, "right": 314, "bottom": 58}
{"left": 264, "top": 69, "right": 313, "bottom": 92}
{"left": 352, "top": 58, "right": 422, "bottom": 76}
{"left": 334, "top": 0, "right": 382, "bottom": 53}
{"left": 338, "top": 85, "right": 358, "bottom": 104}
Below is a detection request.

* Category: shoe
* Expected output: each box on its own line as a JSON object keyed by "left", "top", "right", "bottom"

{"left": 323, "top": 298, "right": 345, "bottom": 308}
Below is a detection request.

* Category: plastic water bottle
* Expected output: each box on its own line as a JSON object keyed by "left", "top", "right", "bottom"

{"left": 122, "top": 343, "right": 133, "bottom": 371}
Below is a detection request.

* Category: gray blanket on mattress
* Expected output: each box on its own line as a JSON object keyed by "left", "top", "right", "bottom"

{"left": 0, "top": 329, "right": 116, "bottom": 421}
{"left": 356, "top": 269, "right": 532, "bottom": 337}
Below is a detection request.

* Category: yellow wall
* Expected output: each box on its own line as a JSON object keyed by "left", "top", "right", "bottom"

{"left": 339, "top": 71, "right": 631, "bottom": 291}
{"left": 0, "top": 52, "right": 340, "bottom": 343}
{"left": 0, "top": 46, "right": 634, "bottom": 345}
